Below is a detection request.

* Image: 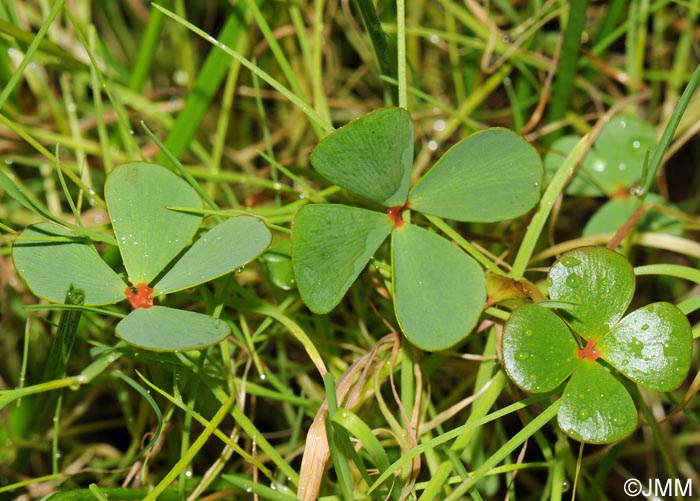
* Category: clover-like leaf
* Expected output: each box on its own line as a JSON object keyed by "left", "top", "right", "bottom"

{"left": 544, "top": 115, "right": 655, "bottom": 197}
{"left": 502, "top": 304, "right": 578, "bottom": 392}
{"left": 310, "top": 107, "right": 413, "bottom": 207}
{"left": 557, "top": 359, "right": 637, "bottom": 443}
{"left": 12, "top": 223, "right": 125, "bottom": 305}
{"left": 391, "top": 224, "right": 486, "bottom": 351}
{"left": 153, "top": 216, "right": 271, "bottom": 296}
{"left": 292, "top": 204, "right": 393, "bottom": 313}
{"left": 582, "top": 194, "right": 682, "bottom": 238}
{"left": 598, "top": 302, "right": 692, "bottom": 391}
{"left": 116, "top": 306, "right": 229, "bottom": 351}
{"left": 260, "top": 239, "right": 296, "bottom": 291}
{"left": 548, "top": 247, "right": 634, "bottom": 339}
{"left": 408, "top": 128, "right": 542, "bottom": 222}
{"left": 106, "top": 162, "right": 202, "bottom": 285}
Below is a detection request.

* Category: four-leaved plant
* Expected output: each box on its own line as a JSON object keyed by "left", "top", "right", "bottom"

{"left": 292, "top": 107, "right": 543, "bottom": 350}
{"left": 13, "top": 162, "right": 271, "bottom": 351}
{"left": 502, "top": 246, "right": 692, "bottom": 443}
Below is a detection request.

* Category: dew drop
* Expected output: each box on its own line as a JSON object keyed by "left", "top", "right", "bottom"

{"left": 632, "top": 140, "right": 641, "bottom": 149}
{"left": 593, "top": 160, "right": 606, "bottom": 172}
{"left": 427, "top": 140, "right": 438, "bottom": 151}
{"left": 566, "top": 273, "right": 581, "bottom": 287}
{"left": 259, "top": 373, "right": 267, "bottom": 381}
{"left": 577, "top": 409, "right": 590, "bottom": 420}
{"left": 524, "top": 329, "right": 533, "bottom": 337}
{"left": 641, "top": 324, "right": 650, "bottom": 331}
{"left": 621, "top": 360, "right": 629, "bottom": 366}
{"left": 619, "top": 119, "right": 627, "bottom": 128}
{"left": 547, "top": 277, "right": 553, "bottom": 287}
{"left": 185, "top": 469, "right": 193, "bottom": 478}
{"left": 561, "top": 479, "right": 570, "bottom": 492}
{"left": 515, "top": 351, "right": 529, "bottom": 361}
{"left": 561, "top": 256, "right": 581, "bottom": 267}
{"left": 618, "top": 162, "right": 627, "bottom": 171}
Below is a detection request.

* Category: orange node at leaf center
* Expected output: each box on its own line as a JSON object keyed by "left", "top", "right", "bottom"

{"left": 386, "top": 201, "right": 410, "bottom": 229}
{"left": 577, "top": 339, "right": 600, "bottom": 361}
{"left": 125, "top": 283, "right": 154, "bottom": 309}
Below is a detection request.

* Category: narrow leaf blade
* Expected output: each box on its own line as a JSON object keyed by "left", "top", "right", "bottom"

{"left": 12, "top": 223, "right": 124, "bottom": 305}
{"left": 310, "top": 108, "right": 413, "bottom": 206}
{"left": 291, "top": 204, "right": 392, "bottom": 313}
{"left": 116, "top": 306, "right": 230, "bottom": 351}
{"left": 154, "top": 216, "right": 272, "bottom": 295}
{"left": 502, "top": 304, "right": 578, "bottom": 392}
{"left": 392, "top": 224, "right": 486, "bottom": 351}
{"left": 598, "top": 302, "right": 692, "bottom": 391}
{"left": 558, "top": 359, "right": 637, "bottom": 443}
{"left": 409, "top": 128, "right": 542, "bottom": 222}
{"left": 105, "top": 162, "right": 202, "bottom": 285}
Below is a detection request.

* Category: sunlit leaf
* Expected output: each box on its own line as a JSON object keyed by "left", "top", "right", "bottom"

{"left": 392, "top": 224, "right": 485, "bottom": 351}
{"left": 409, "top": 128, "right": 542, "bottom": 222}
{"left": 310, "top": 107, "right": 413, "bottom": 206}
{"left": 12, "top": 223, "right": 124, "bottom": 305}
{"left": 502, "top": 304, "right": 577, "bottom": 392}
{"left": 557, "top": 359, "right": 637, "bottom": 443}
{"left": 153, "top": 216, "right": 271, "bottom": 295}
{"left": 292, "top": 204, "right": 392, "bottom": 313}
{"left": 116, "top": 306, "right": 229, "bottom": 351}
{"left": 105, "top": 162, "right": 202, "bottom": 285}
{"left": 598, "top": 302, "right": 692, "bottom": 391}
{"left": 548, "top": 247, "right": 634, "bottom": 339}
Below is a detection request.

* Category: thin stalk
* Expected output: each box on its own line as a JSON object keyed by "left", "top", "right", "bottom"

{"left": 511, "top": 134, "right": 590, "bottom": 279}
{"left": 396, "top": 0, "right": 407, "bottom": 108}
{"left": 544, "top": 0, "right": 590, "bottom": 144}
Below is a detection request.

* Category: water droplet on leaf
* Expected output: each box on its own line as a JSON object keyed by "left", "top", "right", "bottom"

{"left": 561, "top": 256, "right": 581, "bottom": 267}
{"left": 577, "top": 409, "right": 590, "bottom": 420}
{"left": 515, "top": 351, "right": 529, "bottom": 361}
{"left": 566, "top": 273, "right": 581, "bottom": 287}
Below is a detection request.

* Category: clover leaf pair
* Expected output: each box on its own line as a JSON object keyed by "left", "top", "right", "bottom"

{"left": 13, "top": 162, "right": 271, "bottom": 351}
{"left": 502, "top": 246, "right": 692, "bottom": 443}
{"left": 544, "top": 115, "right": 679, "bottom": 237}
{"left": 292, "top": 107, "right": 543, "bottom": 351}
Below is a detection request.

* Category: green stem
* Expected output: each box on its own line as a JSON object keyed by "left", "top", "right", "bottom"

{"left": 511, "top": 135, "right": 590, "bottom": 280}
{"left": 642, "top": 64, "right": 700, "bottom": 194}
{"left": 143, "top": 391, "right": 236, "bottom": 501}
{"left": 396, "top": 0, "right": 407, "bottom": 108}
{"left": 545, "top": 0, "right": 590, "bottom": 144}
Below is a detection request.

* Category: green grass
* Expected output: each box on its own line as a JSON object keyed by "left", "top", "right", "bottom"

{"left": 1, "top": 1, "right": 699, "bottom": 500}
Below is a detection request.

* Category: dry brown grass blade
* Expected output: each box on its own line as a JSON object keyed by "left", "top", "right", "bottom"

{"left": 297, "top": 333, "right": 401, "bottom": 500}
